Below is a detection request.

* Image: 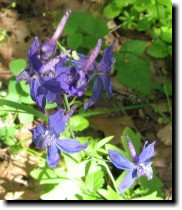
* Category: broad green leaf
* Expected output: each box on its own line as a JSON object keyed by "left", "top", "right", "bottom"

{"left": 67, "top": 33, "right": 83, "bottom": 49}
{"left": 9, "top": 59, "right": 26, "bottom": 76}
{"left": 81, "top": 35, "right": 97, "bottom": 49}
{"left": 70, "top": 13, "right": 95, "bottom": 35}
{"left": 94, "top": 18, "right": 108, "bottom": 39}
{"left": 85, "top": 170, "right": 104, "bottom": 192}
{"left": 104, "top": 3, "right": 121, "bottom": 19}
{"left": 70, "top": 115, "right": 89, "bottom": 131}
{"left": 18, "top": 112, "right": 34, "bottom": 124}
{"left": 97, "top": 136, "right": 114, "bottom": 149}
{"left": 147, "top": 41, "right": 168, "bottom": 58}
{"left": 132, "top": 191, "right": 163, "bottom": 200}
{"left": 64, "top": 19, "right": 78, "bottom": 35}
{"left": 120, "top": 40, "right": 147, "bottom": 61}
{"left": 117, "top": 59, "right": 151, "bottom": 95}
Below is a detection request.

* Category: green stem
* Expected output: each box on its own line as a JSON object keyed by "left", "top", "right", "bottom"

{"left": 92, "top": 157, "right": 119, "bottom": 194}
{"left": 63, "top": 94, "right": 75, "bottom": 139}
{"left": 102, "top": 161, "right": 119, "bottom": 194}
{"left": 109, "top": 24, "right": 122, "bottom": 33}
{"left": 57, "top": 41, "right": 72, "bottom": 58}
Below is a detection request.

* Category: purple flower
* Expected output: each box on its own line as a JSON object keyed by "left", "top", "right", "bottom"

{"left": 31, "top": 109, "right": 88, "bottom": 168}
{"left": 84, "top": 40, "right": 116, "bottom": 110}
{"left": 16, "top": 37, "right": 42, "bottom": 83}
{"left": 37, "top": 10, "right": 71, "bottom": 62}
{"left": 54, "top": 39, "right": 102, "bottom": 97}
{"left": 109, "top": 135, "right": 156, "bottom": 195}
{"left": 30, "top": 77, "right": 63, "bottom": 113}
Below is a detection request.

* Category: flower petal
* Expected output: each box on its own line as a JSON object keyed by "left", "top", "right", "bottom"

{"left": 126, "top": 135, "right": 139, "bottom": 163}
{"left": 30, "top": 79, "right": 47, "bottom": 113}
{"left": 137, "top": 162, "right": 153, "bottom": 180}
{"left": 27, "top": 37, "right": 42, "bottom": 70}
{"left": 42, "top": 77, "right": 62, "bottom": 94}
{"left": 100, "top": 40, "right": 116, "bottom": 70}
{"left": 119, "top": 169, "right": 137, "bottom": 195}
{"left": 27, "top": 37, "right": 40, "bottom": 59}
{"left": 48, "top": 109, "right": 66, "bottom": 137}
{"left": 109, "top": 150, "right": 134, "bottom": 170}
{"left": 16, "top": 69, "right": 30, "bottom": 82}
{"left": 84, "top": 76, "right": 103, "bottom": 110}
{"left": 102, "top": 75, "right": 112, "bottom": 99}
{"left": 56, "top": 139, "right": 88, "bottom": 154}
{"left": 47, "top": 144, "right": 60, "bottom": 168}
{"left": 30, "top": 124, "right": 46, "bottom": 143}
{"left": 138, "top": 141, "right": 156, "bottom": 164}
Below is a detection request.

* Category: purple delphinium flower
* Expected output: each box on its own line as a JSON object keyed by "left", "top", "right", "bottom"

{"left": 37, "top": 9, "right": 71, "bottom": 62}
{"left": 54, "top": 39, "right": 102, "bottom": 97}
{"left": 84, "top": 40, "right": 116, "bottom": 110}
{"left": 109, "top": 135, "right": 156, "bottom": 195}
{"left": 16, "top": 40, "right": 68, "bottom": 113}
{"left": 16, "top": 37, "right": 42, "bottom": 83}
{"left": 31, "top": 108, "right": 88, "bottom": 168}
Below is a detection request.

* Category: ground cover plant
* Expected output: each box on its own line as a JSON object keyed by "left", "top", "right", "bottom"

{"left": 0, "top": 0, "right": 172, "bottom": 200}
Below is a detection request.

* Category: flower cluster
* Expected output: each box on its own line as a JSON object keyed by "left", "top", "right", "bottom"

{"left": 16, "top": 9, "right": 156, "bottom": 194}
{"left": 16, "top": 10, "right": 115, "bottom": 168}
{"left": 109, "top": 135, "right": 156, "bottom": 194}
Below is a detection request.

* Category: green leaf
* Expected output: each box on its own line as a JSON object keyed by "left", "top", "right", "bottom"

{"left": 9, "top": 59, "right": 26, "bottom": 76}
{"left": 104, "top": 3, "right": 121, "bottom": 19}
{"left": 94, "top": 18, "right": 108, "bottom": 39}
{"left": 67, "top": 33, "right": 83, "bottom": 49}
{"left": 147, "top": 41, "right": 168, "bottom": 58}
{"left": 117, "top": 59, "right": 151, "bottom": 95}
{"left": 121, "top": 127, "right": 142, "bottom": 161}
{"left": 0, "top": 126, "right": 16, "bottom": 145}
{"left": 105, "top": 144, "right": 124, "bottom": 155}
{"left": 98, "top": 186, "right": 122, "bottom": 200}
{"left": 64, "top": 19, "right": 78, "bottom": 35}
{"left": 161, "top": 26, "right": 172, "bottom": 43}
{"left": 70, "top": 115, "right": 89, "bottom": 131}
{"left": 85, "top": 170, "right": 104, "bottom": 192}
{"left": 139, "top": 166, "right": 164, "bottom": 196}
{"left": 81, "top": 35, "right": 97, "bottom": 49}
{"left": 19, "top": 80, "right": 30, "bottom": 95}
{"left": 120, "top": 40, "right": 147, "bottom": 61}
{"left": 132, "top": 191, "right": 163, "bottom": 200}
{"left": 114, "top": 0, "right": 133, "bottom": 8}
{"left": 78, "top": 103, "right": 149, "bottom": 118}
{"left": 18, "top": 112, "right": 34, "bottom": 124}
{"left": 97, "top": 136, "right": 114, "bottom": 149}
{"left": 0, "top": 99, "right": 47, "bottom": 121}
{"left": 70, "top": 13, "right": 95, "bottom": 35}
{"left": 156, "top": 0, "right": 172, "bottom": 6}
